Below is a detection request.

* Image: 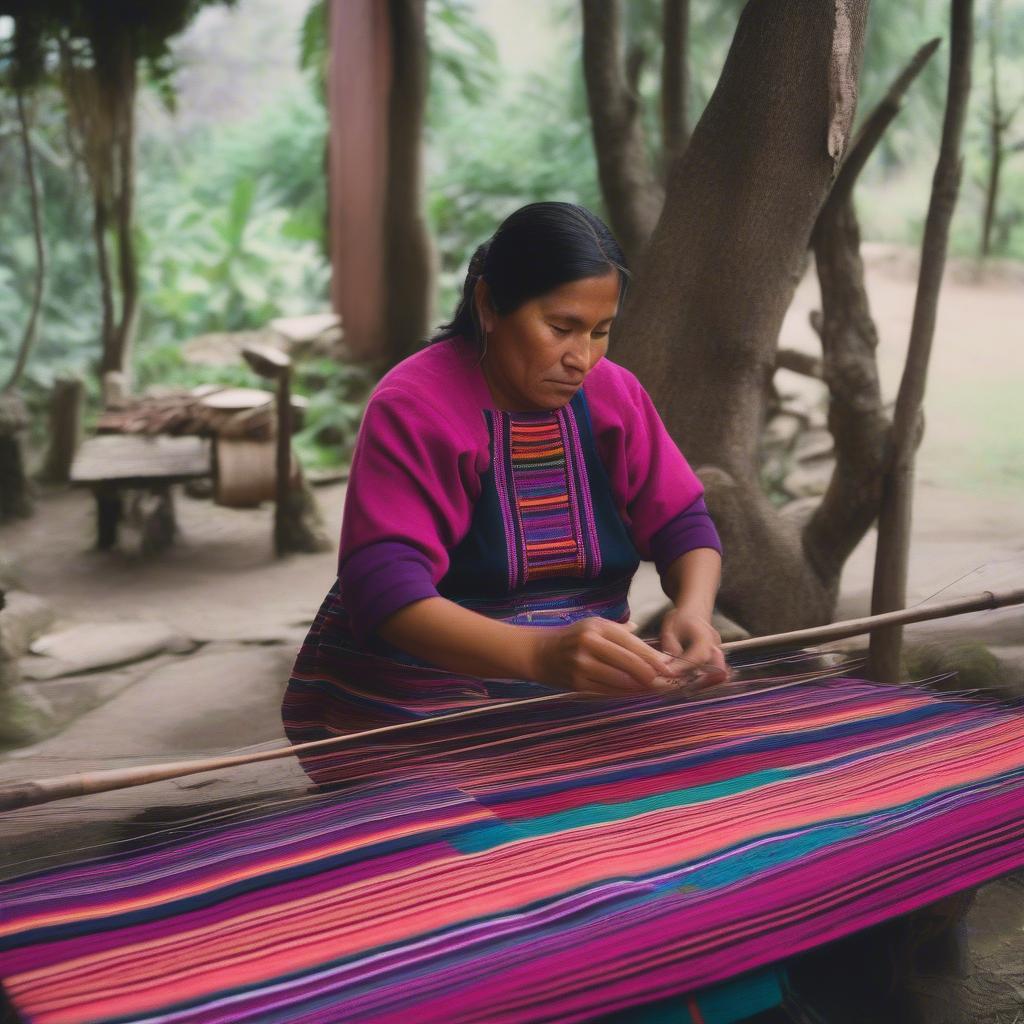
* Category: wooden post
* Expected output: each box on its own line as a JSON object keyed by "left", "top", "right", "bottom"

{"left": 95, "top": 484, "right": 121, "bottom": 550}
{"left": 273, "top": 362, "right": 293, "bottom": 557}
{"left": 0, "top": 392, "right": 32, "bottom": 522}
{"left": 241, "top": 343, "right": 329, "bottom": 557}
{"left": 40, "top": 376, "right": 84, "bottom": 483}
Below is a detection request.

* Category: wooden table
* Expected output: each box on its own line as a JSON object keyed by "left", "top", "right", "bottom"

{"left": 70, "top": 435, "right": 212, "bottom": 550}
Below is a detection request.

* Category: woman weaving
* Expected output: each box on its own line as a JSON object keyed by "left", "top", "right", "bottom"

{"left": 280, "top": 202, "right": 793, "bottom": 1024}
{"left": 283, "top": 201, "right": 729, "bottom": 749}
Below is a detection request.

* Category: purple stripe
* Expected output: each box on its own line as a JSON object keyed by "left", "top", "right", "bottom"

{"left": 561, "top": 403, "right": 602, "bottom": 578}
{"left": 489, "top": 412, "right": 521, "bottom": 590}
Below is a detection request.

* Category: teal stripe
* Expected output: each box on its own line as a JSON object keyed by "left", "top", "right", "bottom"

{"left": 454, "top": 768, "right": 795, "bottom": 853}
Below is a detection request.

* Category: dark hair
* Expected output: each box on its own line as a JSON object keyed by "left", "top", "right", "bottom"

{"left": 430, "top": 202, "right": 630, "bottom": 353}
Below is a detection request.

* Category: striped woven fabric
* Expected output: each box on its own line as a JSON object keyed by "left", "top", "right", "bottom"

{"left": 3, "top": 674, "right": 1024, "bottom": 1024}
{"left": 494, "top": 407, "right": 600, "bottom": 585}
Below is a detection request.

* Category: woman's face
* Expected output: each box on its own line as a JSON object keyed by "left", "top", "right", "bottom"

{"left": 474, "top": 269, "right": 620, "bottom": 412}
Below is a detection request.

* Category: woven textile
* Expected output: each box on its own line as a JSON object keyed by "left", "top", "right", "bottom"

{"left": 3, "top": 673, "right": 1024, "bottom": 1023}
{"left": 494, "top": 407, "right": 600, "bottom": 585}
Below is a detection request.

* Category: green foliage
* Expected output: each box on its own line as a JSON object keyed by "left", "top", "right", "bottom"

{"left": 425, "top": 2, "right": 600, "bottom": 322}
{"left": 0, "top": 87, "right": 100, "bottom": 389}
{"left": 298, "top": 0, "right": 326, "bottom": 103}
{"left": 135, "top": 84, "right": 329, "bottom": 350}
{"left": 292, "top": 358, "right": 375, "bottom": 471}
{"left": 429, "top": 0, "right": 500, "bottom": 106}
{"left": 4, "top": 0, "right": 1024, "bottom": 468}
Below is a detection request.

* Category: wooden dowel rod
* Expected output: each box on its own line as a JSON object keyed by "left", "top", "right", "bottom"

{"left": 1, "top": 586, "right": 1021, "bottom": 813}
{"left": 725, "top": 587, "right": 1024, "bottom": 652}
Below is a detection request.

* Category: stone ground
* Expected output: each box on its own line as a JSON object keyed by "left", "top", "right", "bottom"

{"left": 0, "top": 247, "right": 1021, "bottom": 1022}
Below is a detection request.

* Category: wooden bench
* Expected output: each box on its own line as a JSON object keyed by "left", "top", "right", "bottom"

{"left": 70, "top": 434, "right": 212, "bottom": 550}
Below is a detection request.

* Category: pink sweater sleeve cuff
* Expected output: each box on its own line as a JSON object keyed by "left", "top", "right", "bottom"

{"left": 339, "top": 541, "right": 440, "bottom": 645}
{"left": 649, "top": 496, "right": 722, "bottom": 577}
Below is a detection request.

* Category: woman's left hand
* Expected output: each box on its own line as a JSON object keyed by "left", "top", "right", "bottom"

{"left": 658, "top": 607, "right": 730, "bottom": 688}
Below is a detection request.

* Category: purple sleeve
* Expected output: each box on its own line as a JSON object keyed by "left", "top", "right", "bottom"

{"left": 649, "top": 495, "right": 722, "bottom": 577}
{"left": 339, "top": 541, "right": 440, "bottom": 644}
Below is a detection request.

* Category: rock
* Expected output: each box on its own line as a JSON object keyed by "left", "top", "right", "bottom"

{"left": 763, "top": 412, "right": 802, "bottom": 451}
{"left": 774, "top": 368, "right": 828, "bottom": 422}
{"left": 783, "top": 462, "right": 832, "bottom": 499}
{"left": 0, "top": 591, "right": 56, "bottom": 660}
{"left": 0, "top": 683, "right": 53, "bottom": 748}
{"left": 29, "top": 646, "right": 295, "bottom": 756}
{"left": 0, "top": 553, "right": 22, "bottom": 591}
{"left": 23, "top": 621, "right": 196, "bottom": 680}
{"left": 794, "top": 428, "right": 836, "bottom": 464}
{"left": 778, "top": 495, "right": 821, "bottom": 530}
{"left": 7, "top": 654, "right": 181, "bottom": 746}
{"left": 906, "top": 639, "right": 1015, "bottom": 697}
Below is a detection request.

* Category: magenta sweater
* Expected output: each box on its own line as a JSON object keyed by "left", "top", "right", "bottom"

{"left": 337, "top": 335, "right": 720, "bottom": 642}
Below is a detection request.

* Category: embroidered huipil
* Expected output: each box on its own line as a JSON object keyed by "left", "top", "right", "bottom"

{"left": 282, "top": 334, "right": 721, "bottom": 761}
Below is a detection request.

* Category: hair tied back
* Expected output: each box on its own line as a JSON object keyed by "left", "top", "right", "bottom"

{"left": 468, "top": 240, "right": 491, "bottom": 280}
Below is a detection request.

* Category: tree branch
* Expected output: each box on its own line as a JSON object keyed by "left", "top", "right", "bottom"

{"left": 775, "top": 347, "right": 823, "bottom": 379}
{"left": 581, "top": 0, "right": 664, "bottom": 268}
{"left": 660, "top": 0, "right": 690, "bottom": 176}
{"left": 832, "top": 37, "right": 941, "bottom": 207}
{"left": 802, "top": 37, "right": 941, "bottom": 584}
{"left": 870, "top": 0, "right": 974, "bottom": 681}
{"left": 3, "top": 91, "right": 46, "bottom": 394}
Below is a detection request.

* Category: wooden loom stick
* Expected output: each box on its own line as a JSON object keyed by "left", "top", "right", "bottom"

{"left": 1, "top": 587, "right": 1021, "bottom": 814}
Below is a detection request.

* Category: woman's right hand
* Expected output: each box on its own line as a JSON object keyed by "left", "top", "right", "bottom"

{"left": 527, "top": 617, "right": 681, "bottom": 696}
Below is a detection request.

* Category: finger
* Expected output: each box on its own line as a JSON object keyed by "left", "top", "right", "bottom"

{"left": 601, "top": 622, "right": 679, "bottom": 677}
{"left": 572, "top": 641, "right": 651, "bottom": 693}
{"left": 573, "top": 666, "right": 643, "bottom": 696}
{"left": 586, "top": 635, "right": 667, "bottom": 690}
{"left": 681, "top": 639, "right": 714, "bottom": 668}
{"left": 660, "top": 626, "right": 685, "bottom": 659}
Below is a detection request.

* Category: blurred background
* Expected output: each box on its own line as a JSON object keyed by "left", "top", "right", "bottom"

{"left": 1, "top": 0, "right": 1021, "bottom": 475}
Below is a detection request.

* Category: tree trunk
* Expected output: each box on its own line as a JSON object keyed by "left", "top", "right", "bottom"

{"left": 609, "top": 0, "right": 869, "bottom": 635}
{"left": 60, "top": 34, "right": 137, "bottom": 388}
{"left": 660, "top": 0, "right": 690, "bottom": 176}
{"left": 0, "top": 394, "right": 32, "bottom": 522}
{"left": 383, "top": 0, "right": 433, "bottom": 365}
{"left": 870, "top": 0, "right": 974, "bottom": 682}
{"left": 40, "top": 376, "right": 84, "bottom": 484}
{"left": 979, "top": 0, "right": 1004, "bottom": 259}
{"left": 326, "top": 0, "right": 392, "bottom": 361}
{"left": 110, "top": 51, "right": 139, "bottom": 385}
{"left": 581, "top": 0, "right": 664, "bottom": 269}
{"left": 4, "top": 91, "right": 46, "bottom": 394}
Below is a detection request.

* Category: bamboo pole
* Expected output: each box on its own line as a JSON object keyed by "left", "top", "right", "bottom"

{"left": 1, "top": 586, "right": 1021, "bottom": 814}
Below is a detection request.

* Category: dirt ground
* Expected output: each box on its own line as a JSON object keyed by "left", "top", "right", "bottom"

{"left": 0, "top": 247, "right": 1021, "bottom": 1022}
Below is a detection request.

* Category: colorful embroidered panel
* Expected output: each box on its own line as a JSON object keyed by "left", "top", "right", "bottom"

{"left": 491, "top": 404, "right": 601, "bottom": 590}
{"left": 4, "top": 674, "right": 1024, "bottom": 1024}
